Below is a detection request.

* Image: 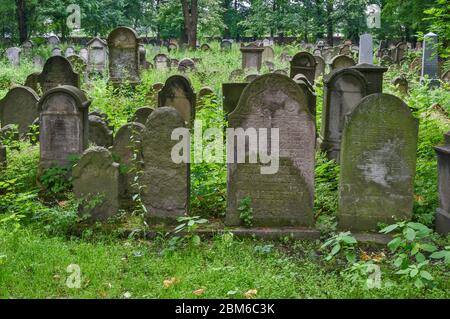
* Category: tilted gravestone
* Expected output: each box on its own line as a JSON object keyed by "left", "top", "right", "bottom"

{"left": 358, "top": 33, "right": 373, "bottom": 65}
{"left": 88, "top": 115, "right": 113, "bottom": 148}
{"left": 158, "top": 75, "right": 196, "bottom": 125}
{"left": 314, "top": 55, "right": 326, "bottom": 79}
{"left": 330, "top": 55, "right": 356, "bottom": 72}
{"left": 112, "top": 122, "right": 146, "bottom": 208}
{"left": 21, "top": 40, "right": 33, "bottom": 54}
{"left": 107, "top": 27, "right": 141, "bottom": 87}
{"left": 0, "top": 86, "right": 40, "bottom": 137}
{"left": 226, "top": 74, "right": 316, "bottom": 228}
{"left": 435, "top": 131, "right": 450, "bottom": 235}
{"left": 153, "top": 54, "right": 170, "bottom": 70}
{"left": 141, "top": 107, "right": 189, "bottom": 223}
{"left": 38, "top": 85, "right": 91, "bottom": 172}
{"left": 197, "top": 87, "right": 215, "bottom": 101}
{"left": 5, "top": 47, "right": 21, "bottom": 66}
{"left": 200, "top": 43, "right": 211, "bottom": 51}
{"left": 290, "top": 52, "right": 316, "bottom": 85}
{"left": 240, "top": 43, "right": 264, "bottom": 71}
{"left": 72, "top": 147, "right": 120, "bottom": 221}
{"left": 421, "top": 32, "right": 440, "bottom": 88}
{"left": 394, "top": 42, "right": 408, "bottom": 64}
{"left": 37, "top": 56, "right": 80, "bottom": 93}
{"left": 320, "top": 69, "right": 368, "bottom": 161}
{"left": 130, "top": 107, "right": 153, "bottom": 125}
{"left": 338, "top": 94, "right": 418, "bottom": 232}
{"left": 86, "top": 37, "right": 108, "bottom": 74}
{"left": 339, "top": 45, "right": 352, "bottom": 56}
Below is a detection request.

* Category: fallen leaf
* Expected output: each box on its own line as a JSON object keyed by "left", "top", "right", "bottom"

{"left": 58, "top": 201, "right": 68, "bottom": 208}
{"left": 163, "top": 277, "right": 178, "bottom": 288}
{"left": 360, "top": 251, "right": 370, "bottom": 261}
{"left": 193, "top": 288, "right": 206, "bottom": 295}
{"left": 244, "top": 289, "right": 257, "bottom": 298}
{"left": 372, "top": 252, "right": 386, "bottom": 263}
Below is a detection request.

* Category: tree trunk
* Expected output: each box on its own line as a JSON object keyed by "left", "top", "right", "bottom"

{"left": 326, "top": 0, "right": 333, "bottom": 46}
{"left": 15, "top": 0, "right": 27, "bottom": 44}
{"left": 181, "top": 0, "right": 198, "bottom": 49}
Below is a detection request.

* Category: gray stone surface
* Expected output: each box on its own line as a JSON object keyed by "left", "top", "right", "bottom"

{"left": 330, "top": 55, "right": 356, "bottom": 72}
{"left": 141, "top": 107, "right": 189, "bottom": 224}
{"left": 392, "top": 76, "right": 409, "bottom": 96}
{"left": 72, "top": 147, "right": 120, "bottom": 221}
{"left": 359, "top": 33, "right": 373, "bottom": 64}
{"left": 24, "top": 72, "right": 41, "bottom": 94}
{"left": 158, "top": 75, "right": 196, "bottom": 124}
{"left": 314, "top": 55, "right": 326, "bottom": 79}
{"left": 338, "top": 94, "right": 418, "bottom": 232}
{"left": 350, "top": 63, "right": 388, "bottom": 95}
{"left": 112, "top": 122, "right": 146, "bottom": 208}
{"left": 37, "top": 56, "right": 80, "bottom": 93}
{"left": 33, "top": 56, "right": 45, "bottom": 69}
{"left": 421, "top": 32, "right": 440, "bottom": 88}
{"left": 226, "top": 74, "right": 316, "bottom": 227}
{"left": 47, "top": 35, "right": 60, "bottom": 45}
{"left": 0, "top": 85, "right": 40, "bottom": 137}
{"left": 435, "top": 131, "right": 450, "bottom": 235}
{"left": 107, "top": 27, "right": 141, "bottom": 86}
{"left": 88, "top": 115, "right": 113, "bottom": 148}
{"left": 262, "top": 46, "right": 274, "bottom": 63}
{"left": 65, "top": 47, "right": 75, "bottom": 57}
{"left": 5, "top": 47, "right": 21, "bottom": 66}
{"left": 86, "top": 37, "right": 108, "bottom": 74}
{"left": 51, "top": 47, "right": 62, "bottom": 56}
{"left": 290, "top": 51, "right": 316, "bottom": 85}
{"left": 178, "top": 58, "right": 195, "bottom": 72}
{"left": 38, "top": 85, "right": 91, "bottom": 171}
{"left": 130, "top": 107, "right": 153, "bottom": 125}
{"left": 221, "top": 39, "right": 232, "bottom": 50}
{"left": 153, "top": 54, "right": 170, "bottom": 70}
{"left": 240, "top": 43, "right": 264, "bottom": 71}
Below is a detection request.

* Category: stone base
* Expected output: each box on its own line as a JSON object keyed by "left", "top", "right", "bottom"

{"left": 436, "top": 209, "right": 450, "bottom": 236}
{"left": 353, "top": 233, "right": 392, "bottom": 245}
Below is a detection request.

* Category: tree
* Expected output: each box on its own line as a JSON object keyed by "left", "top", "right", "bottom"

{"left": 180, "top": 0, "right": 198, "bottom": 48}
{"left": 15, "top": 0, "right": 28, "bottom": 43}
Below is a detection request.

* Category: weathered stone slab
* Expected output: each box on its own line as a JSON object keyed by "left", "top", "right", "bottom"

{"left": 0, "top": 85, "right": 39, "bottom": 137}
{"left": 359, "top": 33, "right": 373, "bottom": 64}
{"left": 51, "top": 47, "right": 62, "bottom": 56}
{"left": 88, "top": 115, "right": 113, "bottom": 148}
{"left": 221, "top": 39, "right": 232, "bottom": 50}
{"left": 37, "top": 56, "right": 80, "bottom": 93}
{"left": 262, "top": 46, "right": 274, "bottom": 63}
{"left": 392, "top": 76, "right": 409, "bottom": 96}
{"left": 33, "top": 56, "right": 45, "bottom": 69}
{"left": 240, "top": 43, "right": 264, "bottom": 71}
{"left": 435, "top": 131, "right": 450, "bottom": 235}
{"left": 24, "top": 72, "right": 41, "bottom": 94}
{"left": 158, "top": 75, "right": 196, "bottom": 125}
{"left": 338, "top": 94, "right": 419, "bottom": 232}
{"left": 5, "top": 47, "right": 21, "bottom": 66}
{"left": 130, "top": 107, "right": 153, "bottom": 125}
{"left": 178, "top": 58, "right": 195, "bottom": 72}
{"left": 226, "top": 74, "right": 316, "bottom": 227}
{"left": 350, "top": 63, "right": 388, "bottom": 95}
{"left": 86, "top": 37, "right": 108, "bottom": 74}
{"left": 222, "top": 83, "right": 248, "bottom": 114}
{"left": 290, "top": 52, "right": 316, "bottom": 85}
{"left": 314, "top": 55, "right": 326, "bottom": 79}
{"left": 47, "top": 35, "right": 60, "bottom": 45}
{"left": 421, "top": 32, "right": 440, "bottom": 88}
{"left": 330, "top": 55, "right": 356, "bottom": 72}
{"left": 153, "top": 54, "right": 170, "bottom": 70}
{"left": 72, "top": 147, "right": 119, "bottom": 221}
{"left": 141, "top": 107, "right": 189, "bottom": 224}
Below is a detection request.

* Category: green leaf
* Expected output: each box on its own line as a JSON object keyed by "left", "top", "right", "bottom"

{"left": 420, "top": 270, "right": 433, "bottom": 281}
{"left": 388, "top": 237, "right": 402, "bottom": 252}
{"left": 341, "top": 236, "right": 357, "bottom": 245}
{"left": 380, "top": 224, "right": 399, "bottom": 234}
{"left": 415, "top": 252, "right": 426, "bottom": 263}
{"left": 404, "top": 228, "right": 416, "bottom": 241}
{"left": 191, "top": 235, "right": 201, "bottom": 246}
{"left": 331, "top": 244, "right": 341, "bottom": 256}
{"left": 420, "top": 243, "right": 437, "bottom": 253}
{"left": 414, "top": 278, "right": 424, "bottom": 289}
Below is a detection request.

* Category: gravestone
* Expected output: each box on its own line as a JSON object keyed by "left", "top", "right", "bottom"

{"left": 158, "top": 75, "right": 196, "bottom": 124}
{"left": 152, "top": 82, "right": 164, "bottom": 92}
{"left": 153, "top": 54, "right": 170, "bottom": 70}
{"left": 0, "top": 86, "right": 39, "bottom": 137}
{"left": 330, "top": 55, "right": 356, "bottom": 72}
{"left": 314, "top": 55, "right": 326, "bottom": 79}
{"left": 130, "top": 107, "right": 153, "bottom": 125}
{"left": 338, "top": 94, "right": 418, "bottom": 232}
{"left": 262, "top": 46, "right": 274, "bottom": 63}
{"left": 350, "top": 63, "right": 388, "bottom": 95}
{"left": 421, "top": 32, "right": 440, "bottom": 88}
{"left": 359, "top": 33, "right": 373, "bottom": 64}
{"left": 221, "top": 39, "right": 232, "bottom": 50}
{"left": 240, "top": 43, "right": 264, "bottom": 71}
{"left": 141, "top": 107, "right": 189, "bottom": 223}
{"left": 31, "top": 57, "right": 44, "bottom": 71}
{"left": 112, "top": 122, "right": 146, "bottom": 208}
{"left": 293, "top": 74, "right": 317, "bottom": 119}
{"left": 200, "top": 43, "right": 210, "bottom": 51}
{"left": 47, "top": 35, "right": 60, "bottom": 45}
{"left": 313, "top": 49, "right": 322, "bottom": 56}
{"left": 89, "top": 111, "right": 112, "bottom": 130}
{"left": 274, "top": 69, "right": 288, "bottom": 76}
{"left": 24, "top": 72, "right": 41, "bottom": 94}
{"left": 79, "top": 48, "right": 88, "bottom": 61}
{"left": 222, "top": 83, "right": 249, "bottom": 115}
{"left": 51, "top": 47, "right": 62, "bottom": 56}
{"left": 86, "top": 37, "right": 108, "bottom": 73}
{"left": 392, "top": 76, "right": 409, "bottom": 96}
{"left": 229, "top": 69, "right": 244, "bottom": 81}
{"left": 279, "top": 51, "right": 291, "bottom": 63}
{"left": 320, "top": 69, "right": 368, "bottom": 161}
{"left": 5, "top": 47, "right": 21, "bottom": 66}
{"left": 37, "top": 56, "right": 80, "bottom": 93}
{"left": 198, "top": 87, "right": 214, "bottom": 101}
{"left": 107, "top": 27, "right": 140, "bottom": 86}
{"left": 38, "top": 85, "right": 91, "bottom": 172}
{"left": 170, "top": 58, "right": 180, "bottom": 68}
{"left": 65, "top": 47, "right": 75, "bottom": 57}
{"left": 226, "top": 74, "right": 316, "bottom": 227}
{"left": 290, "top": 52, "right": 316, "bottom": 85}
{"left": 72, "top": 147, "right": 119, "bottom": 221}
{"left": 380, "top": 55, "right": 393, "bottom": 66}
{"left": 88, "top": 115, "right": 113, "bottom": 148}
{"left": 264, "top": 61, "right": 275, "bottom": 72}
{"left": 339, "top": 45, "right": 352, "bottom": 56}
{"left": 67, "top": 55, "right": 87, "bottom": 75}
{"left": 394, "top": 42, "right": 408, "bottom": 64}
{"left": 410, "top": 56, "right": 422, "bottom": 74}
{"left": 245, "top": 73, "right": 260, "bottom": 82}
{"left": 442, "top": 70, "right": 450, "bottom": 83}
{"left": 0, "top": 124, "right": 19, "bottom": 143}
{"left": 0, "top": 144, "right": 6, "bottom": 168}
{"left": 21, "top": 40, "right": 33, "bottom": 54}
{"left": 435, "top": 132, "right": 450, "bottom": 235}
{"left": 178, "top": 58, "right": 195, "bottom": 72}
{"left": 168, "top": 42, "right": 178, "bottom": 52}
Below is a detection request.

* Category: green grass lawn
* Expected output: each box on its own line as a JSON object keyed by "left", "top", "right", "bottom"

{"left": 1, "top": 228, "right": 449, "bottom": 299}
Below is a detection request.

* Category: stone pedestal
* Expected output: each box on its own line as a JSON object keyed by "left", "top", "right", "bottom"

{"left": 435, "top": 132, "right": 450, "bottom": 235}
{"left": 350, "top": 63, "right": 388, "bottom": 95}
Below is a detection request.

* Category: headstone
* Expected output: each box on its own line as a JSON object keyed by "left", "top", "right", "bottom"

{"left": 421, "top": 32, "right": 440, "bottom": 88}
{"left": 130, "top": 107, "right": 153, "bottom": 125}
{"left": 139, "top": 43, "right": 149, "bottom": 70}
{"left": 170, "top": 58, "right": 180, "bottom": 68}
{"left": 197, "top": 87, "right": 214, "bottom": 101}
{"left": 0, "top": 144, "right": 6, "bottom": 168}
{"left": 338, "top": 94, "right": 418, "bottom": 232}
{"left": 47, "top": 35, "right": 60, "bottom": 46}
{"left": 38, "top": 85, "right": 91, "bottom": 172}
{"left": 112, "top": 122, "right": 146, "bottom": 208}
{"left": 152, "top": 82, "right": 164, "bottom": 92}
{"left": 226, "top": 74, "right": 316, "bottom": 227}
{"left": 21, "top": 40, "right": 33, "bottom": 53}
{"left": 274, "top": 69, "right": 288, "bottom": 76}
{"left": 32, "top": 56, "right": 45, "bottom": 69}
{"left": 290, "top": 51, "right": 316, "bottom": 85}
{"left": 88, "top": 115, "right": 113, "bottom": 148}
{"left": 200, "top": 43, "right": 210, "bottom": 51}
{"left": 5, "top": 47, "right": 21, "bottom": 66}
{"left": 279, "top": 51, "right": 291, "bottom": 63}
{"left": 24, "top": 72, "right": 41, "bottom": 94}
{"left": 394, "top": 42, "right": 408, "bottom": 64}
{"left": 359, "top": 33, "right": 373, "bottom": 64}
{"left": 141, "top": 107, "right": 189, "bottom": 223}
{"left": 264, "top": 61, "right": 275, "bottom": 72}
{"left": 435, "top": 132, "right": 450, "bottom": 235}
{"left": 320, "top": 69, "right": 368, "bottom": 161}
{"left": 245, "top": 73, "right": 260, "bottom": 82}
{"left": 229, "top": 69, "right": 244, "bottom": 81}
{"left": 168, "top": 42, "right": 178, "bottom": 52}
{"left": 51, "top": 47, "right": 62, "bottom": 56}
{"left": 64, "top": 46, "right": 75, "bottom": 57}
{"left": 410, "top": 56, "right": 422, "bottom": 74}
{"left": 330, "top": 55, "right": 356, "bottom": 72}
{"left": 37, "top": 56, "right": 80, "bottom": 93}
{"left": 0, "top": 124, "right": 19, "bottom": 143}
{"left": 262, "top": 46, "right": 274, "bottom": 63}
{"left": 0, "top": 86, "right": 40, "bottom": 137}
{"left": 221, "top": 39, "right": 232, "bottom": 50}
{"left": 158, "top": 75, "right": 196, "bottom": 124}
{"left": 153, "top": 54, "right": 170, "bottom": 70}
{"left": 339, "top": 45, "right": 352, "bottom": 56}
{"left": 86, "top": 37, "right": 108, "bottom": 74}
{"left": 79, "top": 48, "right": 88, "bottom": 61}
{"left": 72, "top": 147, "right": 120, "bottom": 221}
{"left": 67, "top": 55, "right": 87, "bottom": 75}
{"left": 350, "top": 63, "right": 388, "bottom": 95}
{"left": 314, "top": 55, "right": 326, "bottom": 79}
{"left": 380, "top": 55, "right": 393, "bottom": 66}
{"left": 178, "top": 58, "right": 195, "bottom": 72}
{"left": 222, "top": 83, "right": 249, "bottom": 114}
{"left": 107, "top": 27, "right": 141, "bottom": 86}
{"left": 240, "top": 43, "right": 264, "bottom": 71}
{"left": 392, "top": 76, "right": 409, "bottom": 96}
